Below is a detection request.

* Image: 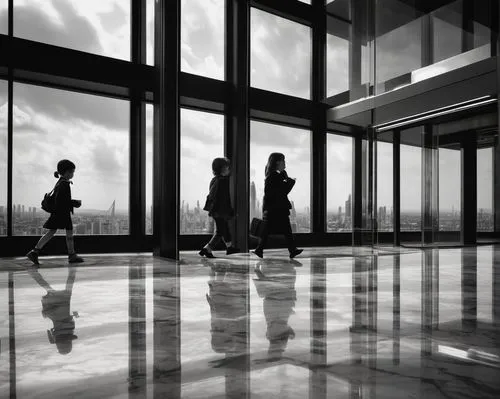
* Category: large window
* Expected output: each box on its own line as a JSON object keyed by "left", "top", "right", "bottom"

{"left": 327, "top": 16, "right": 349, "bottom": 97}
{"left": 146, "top": 104, "right": 153, "bottom": 235}
{"left": 146, "top": 0, "right": 155, "bottom": 65}
{"left": 251, "top": 121, "right": 311, "bottom": 233}
{"left": 400, "top": 127, "right": 422, "bottom": 232}
{"left": 12, "top": 83, "right": 129, "bottom": 236}
{"left": 477, "top": 147, "right": 493, "bottom": 232}
{"left": 377, "top": 139, "right": 393, "bottom": 232}
{"left": 251, "top": 8, "right": 311, "bottom": 99}
{"left": 0, "top": 0, "right": 7, "bottom": 34}
{"left": 0, "top": 81, "right": 6, "bottom": 236}
{"left": 180, "top": 108, "right": 224, "bottom": 235}
{"left": 181, "top": 0, "right": 225, "bottom": 80}
{"left": 14, "top": 0, "right": 131, "bottom": 60}
{"left": 326, "top": 133, "right": 352, "bottom": 232}
{"left": 439, "top": 148, "right": 461, "bottom": 231}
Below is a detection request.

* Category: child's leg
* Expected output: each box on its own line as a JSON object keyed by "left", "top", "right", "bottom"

{"left": 205, "top": 218, "right": 223, "bottom": 251}
{"left": 35, "top": 229, "right": 57, "bottom": 251}
{"left": 221, "top": 220, "right": 232, "bottom": 248}
{"left": 65, "top": 229, "right": 75, "bottom": 255}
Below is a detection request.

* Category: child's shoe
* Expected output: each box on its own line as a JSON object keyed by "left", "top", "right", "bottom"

{"left": 68, "top": 254, "right": 84, "bottom": 263}
{"left": 199, "top": 247, "right": 215, "bottom": 258}
{"left": 26, "top": 249, "right": 40, "bottom": 265}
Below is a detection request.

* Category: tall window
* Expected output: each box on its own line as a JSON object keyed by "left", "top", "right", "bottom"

{"left": 146, "top": 0, "right": 155, "bottom": 65}
{"left": 477, "top": 147, "right": 493, "bottom": 232}
{"left": 0, "top": 81, "right": 6, "bottom": 235}
{"left": 14, "top": 0, "right": 131, "bottom": 60}
{"left": 0, "top": 0, "right": 7, "bottom": 34}
{"left": 400, "top": 126, "right": 422, "bottom": 232}
{"left": 251, "top": 8, "right": 311, "bottom": 99}
{"left": 327, "top": 133, "right": 353, "bottom": 232}
{"left": 250, "top": 121, "right": 311, "bottom": 233}
{"left": 145, "top": 104, "right": 153, "bottom": 235}
{"left": 439, "top": 148, "right": 461, "bottom": 231}
{"left": 181, "top": 0, "right": 225, "bottom": 80}
{"left": 180, "top": 108, "right": 224, "bottom": 234}
{"left": 13, "top": 83, "right": 130, "bottom": 236}
{"left": 377, "top": 139, "right": 393, "bottom": 231}
{"left": 327, "top": 16, "right": 349, "bottom": 97}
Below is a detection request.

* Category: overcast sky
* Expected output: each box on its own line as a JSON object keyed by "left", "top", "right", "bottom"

{"left": 0, "top": 0, "right": 495, "bottom": 216}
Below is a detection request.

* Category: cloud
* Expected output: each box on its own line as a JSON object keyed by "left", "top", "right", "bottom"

{"left": 251, "top": 9, "right": 311, "bottom": 99}
{"left": 15, "top": 82, "right": 129, "bottom": 131}
{"left": 13, "top": 1, "right": 103, "bottom": 56}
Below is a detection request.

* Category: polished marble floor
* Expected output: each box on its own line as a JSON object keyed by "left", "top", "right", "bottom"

{"left": 0, "top": 246, "right": 499, "bottom": 398}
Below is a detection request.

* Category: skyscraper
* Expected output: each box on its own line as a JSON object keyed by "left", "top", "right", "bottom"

{"left": 345, "top": 195, "right": 352, "bottom": 218}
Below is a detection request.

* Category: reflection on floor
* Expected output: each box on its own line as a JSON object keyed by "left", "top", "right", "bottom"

{"left": 0, "top": 246, "right": 499, "bottom": 398}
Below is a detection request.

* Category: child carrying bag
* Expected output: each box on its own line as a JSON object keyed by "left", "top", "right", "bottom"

{"left": 250, "top": 217, "right": 267, "bottom": 238}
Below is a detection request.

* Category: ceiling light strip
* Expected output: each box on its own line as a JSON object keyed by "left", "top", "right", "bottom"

{"left": 375, "top": 96, "right": 496, "bottom": 132}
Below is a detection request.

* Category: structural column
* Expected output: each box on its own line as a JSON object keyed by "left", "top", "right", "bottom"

{"left": 461, "top": 133, "right": 477, "bottom": 245}
{"left": 461, "top": 247, "right": 478, "bottom": 330}
{"left": 311, "top": 0, "right": 327, "bottom": 235}
{"left": 130, "top": 0, "right": 147, "bottom": 238}
{"left": 226, "top": 0, "right": 250, "bottom": 252}
{"left": 153, "top": 0, "right": 181, "bottom": 259}
{"left": 393, "top": 132, "right": 401, "bottom": 246}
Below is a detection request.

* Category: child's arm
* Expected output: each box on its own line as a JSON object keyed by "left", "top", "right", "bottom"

{"left": 55, "top": 182, "right": 73, "bottom": 213}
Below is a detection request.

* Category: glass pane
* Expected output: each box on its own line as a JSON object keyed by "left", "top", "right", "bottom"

{"left": 181, "top": 0, "right": 225, "bottom": 80}
{"left": 14, "top": 0, "right": 130, "bottom": 60}
{"left": 400, "top": 127, "right": 422, "bottom": 232}
{"left": 13, "top": 83, "right": 130, "bottom": 235}
{"left": 477, "top": 147, "right": 493, "bottom": 232}
{"left": 327, "top": 16, "right": 349, "bottom": 97}
{"left": 0, "top": 273, "right": 8, "bottom": 396}
{"left": 432, "top": 1, "right": 462, "bottom": 63}
{"left": 326, "top": 133, "right": 352, "bottom": 232}
{"left": 250, "top": 121, "right": 311, "bottom": 232}
{"left": 297, "top": 0, "right": 311, "bottom": 4}
{"left": 439, "top": 148, "right": 461, "bottom": 231}
{"left": 377, "top": 140, "right": 393, "bottom": 231}
{"left": 180, "top": 109, "right": 224, "bottom": 235}
{"left": 0, "top": 0, "right": 7, "bottom": 34}
{"left": 146, "top": 104, "right": 153, "bottom": 235}
{"left": 0, "top": 81, "right": 7, "bottom": 236}
{"left": 146, "top": 0, "right": 155, "bottom": 65}
{"left": 251, "top": 8, "right": 311, "bottom": 99}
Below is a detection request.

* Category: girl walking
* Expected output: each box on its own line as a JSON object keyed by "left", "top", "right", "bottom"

{"left": 26, "top": 159, "right": 84, "bottom": 265}
{"left": 253, "top": 153, "right": 303, "bottom": 259}
{"left": 199, "top": 157, "right": 240, "bottom": 258}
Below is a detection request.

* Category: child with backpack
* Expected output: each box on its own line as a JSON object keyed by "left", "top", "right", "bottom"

{"left": 26, "top": 159, "right": 84, "bottom": 265}
{"left": 199, "top": 157, "right": 240, "bottom": 258}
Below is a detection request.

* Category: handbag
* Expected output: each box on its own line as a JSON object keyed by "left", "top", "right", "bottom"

{"left": 250, "top": 217, "right": 267, "bottom": 238}
{"left": 41, "top": 188, "right": 57, "bottom": 213}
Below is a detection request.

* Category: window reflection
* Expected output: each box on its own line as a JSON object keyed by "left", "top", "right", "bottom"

{"left": 327, "top": 133, "right": 353, "bottom": 232}
{"left": 251, "top": 8, "right": 311, "bottom": 99}
{"left": 13, "top": 83, "right": 130, "bottom": 236}
{"left": 14, "top": 0, "right": 131, "bottom": 60}
{"left": 180, "top": 108, "right": 224, "bottom": 235}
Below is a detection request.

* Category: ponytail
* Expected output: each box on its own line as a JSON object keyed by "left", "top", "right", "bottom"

{"left": 54, "top": 171, "right": 60, "bottom": 178}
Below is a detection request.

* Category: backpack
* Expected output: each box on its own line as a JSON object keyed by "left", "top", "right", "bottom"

{"left": 41, "top": 184, "right": 58, "bottom": 213}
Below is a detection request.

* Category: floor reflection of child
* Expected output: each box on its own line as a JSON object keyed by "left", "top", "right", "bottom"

{"left": 253, "top": 261, "right": 297, "bottom": 360}
{"left": 206, "top": 264, "right": 248, "bottom": 365}
{"left": 28, "top": 267, "right": 78, "bottom": 355}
